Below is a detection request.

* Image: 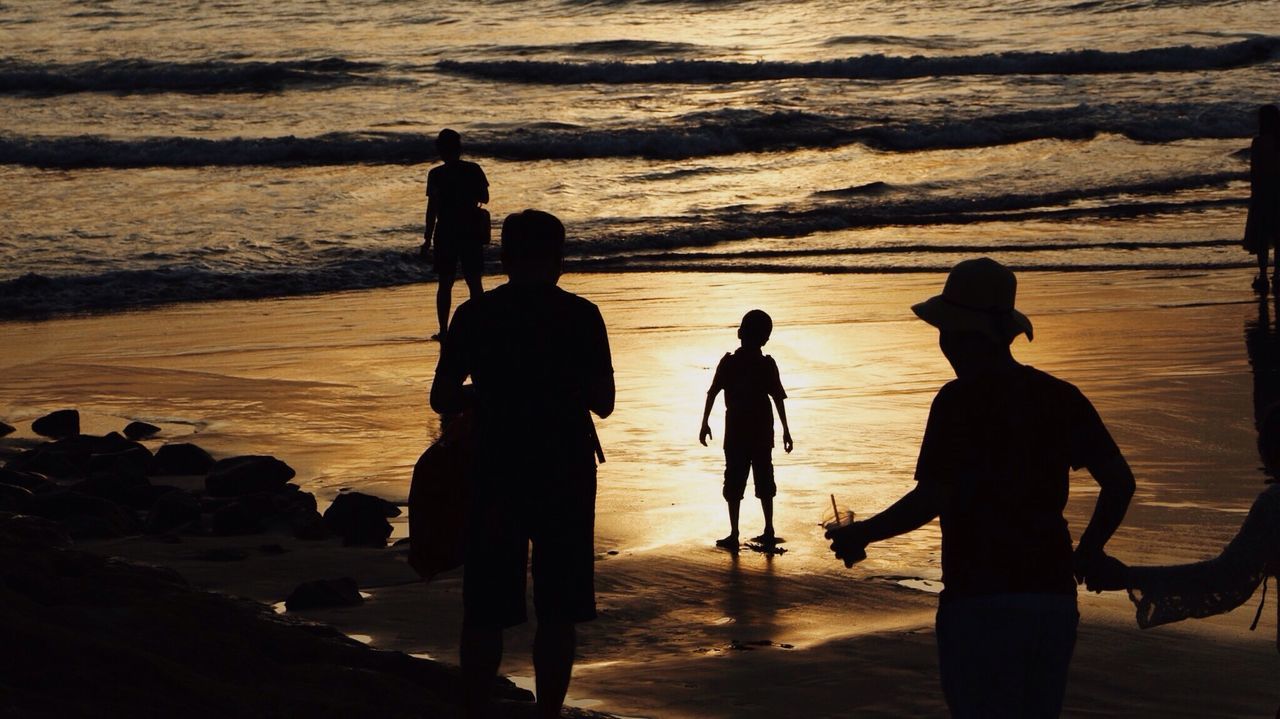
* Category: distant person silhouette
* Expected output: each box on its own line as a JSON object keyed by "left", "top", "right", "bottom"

{"left": 826, "top": 258, "right": 1136, "bottom": 718}
{"left": 1245, "top": 105, "right": 1280, "bottom": 293}
{"left": 430, "top": 209, "right": 614, "bottom": 719}
{"left": 700, "top": 309, "right": 793, "bottom": 550}
{"left": 422, "top": 128, "right": 489, "bottom": 339}
{"left": 1087, "top": 298, "right": 1280, "bottom": 665}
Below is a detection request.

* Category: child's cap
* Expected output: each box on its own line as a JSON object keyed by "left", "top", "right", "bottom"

{"left": 739, "top": 309, "right": 773, "bottom": 345}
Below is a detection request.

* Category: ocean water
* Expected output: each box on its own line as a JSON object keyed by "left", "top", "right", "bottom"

{"left": 2, "top": 0, "right": 1279, "bottom": 317}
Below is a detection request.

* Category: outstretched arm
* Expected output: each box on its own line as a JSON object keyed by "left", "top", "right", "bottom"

{"left": 828, "top": 482, "right": 943, "bottom": 567}
{"left": 1074, "top": 453, "right": 1135, "bottom": 582}
{"left": 699, "top": 389, "right": 718, "bottom": 446}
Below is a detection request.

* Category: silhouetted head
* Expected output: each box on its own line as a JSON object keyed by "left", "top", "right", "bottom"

{"left": 1259, "top": 401, "right": 1280, "bottom": 482}
{"left": 912, "top": 257, "right": 1032, "bottom": 345}
{"left": 501, "top": 209, "right": 565, "bottom": 284}
{"left": 937, "top": 329, "right": 1017, "bottom": 378}
{"left": 1260, "top": 105, "right": 1280, "bottom": 138}
{"left": 436, "top": 129, "right": 462, "bottom": 162}
{"left": 738, "top": 309, "right": 773, "bottom": 349}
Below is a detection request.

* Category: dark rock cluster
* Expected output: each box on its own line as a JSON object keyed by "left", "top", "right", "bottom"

{"left": 0, "top": 410, "right": 620, "bottom": 718}
{"left": 0, "top": 409, "right": 328, "bottom": 542}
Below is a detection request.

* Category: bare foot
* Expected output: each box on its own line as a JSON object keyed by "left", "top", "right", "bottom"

{"left": 715, "top": 534, "right": 739, "bottom": 550}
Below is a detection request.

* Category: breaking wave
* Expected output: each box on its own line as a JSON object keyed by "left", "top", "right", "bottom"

{"left": 0, "top": 102, "right": 1259, "bottom": 168}
{"left": 0, "top": 57, "right": 387, "bottom": 95}
{"left": 437, "top": 36, "right": 1280, "bottom": 84}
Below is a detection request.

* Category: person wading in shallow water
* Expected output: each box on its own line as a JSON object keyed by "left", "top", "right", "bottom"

{"left": 422, "top": 128, "right": 489, "bottom": 339}
{"left": 827, "top": 257, "right": 1136, "bottom": 718}
{"left": 431, "top": 209, "right": 614, "bottom": 719}
{"left": 1245, "top": 105, "right": 1280, "bottom": 294}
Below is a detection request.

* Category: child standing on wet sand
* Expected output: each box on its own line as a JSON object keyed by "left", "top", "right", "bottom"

{"left": 700, "top": 309, "right": 793, "bottom": 549}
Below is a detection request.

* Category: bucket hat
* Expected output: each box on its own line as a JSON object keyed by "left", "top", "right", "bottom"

{"left": 911, "top": 258, "right": 1033, "bottom": 342}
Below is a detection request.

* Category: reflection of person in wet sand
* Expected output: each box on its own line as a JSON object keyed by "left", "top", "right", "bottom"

{"left": 422, "top": 128, "right": 489, "bottom": 339}
{"left": 700, "top": 309, "right": 793, "bottom": 551}
{"left": 1244, "top": 105, "right": 1280, "bottom": 293}
{"left": 1087, "top": 298, "right": 1280, "bottom": 692}
{"left": 431, "top": 210, "right": 614, "bottom": 719}
{"left": 827, "top": 258, "right": 1136, "bottom": 718}
{"left": 722, "top": 551, "right": 780, "bottom": 633}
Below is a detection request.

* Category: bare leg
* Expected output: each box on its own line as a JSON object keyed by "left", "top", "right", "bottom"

{"left": 533, "top": 621, "right": 576, "bottom": 719}
{"left": 760, "top": 496, "right": 774, "bottom": 538}
{"left": 717, "top": 500, "right": 740, "bottom": 547}
{"left": 436, "top": 271, "right": 456, "bottom": 338}
{"left": 463, "top": 270, "right": 484, "bottom": 301}
{"left": 461, "top": 624, "right": 503, "bottom": 719}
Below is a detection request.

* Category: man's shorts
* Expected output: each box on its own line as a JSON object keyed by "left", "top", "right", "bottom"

{"left": 723, "top": 445, "right": 775, "bottom": 501}
{"left": 432, "top": 234, "right": 483, "bottom": 278}
{"left": 936, "top": 593, "right": 1078, "bottom": 718}
{"left": 462, "top": 475, "right": 597, "bottom": 629}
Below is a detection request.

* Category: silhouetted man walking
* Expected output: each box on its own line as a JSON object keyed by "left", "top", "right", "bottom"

{"left": 431, "top": 209, "right": 614, "bottom": 719}
{"left": 828, "top": 258, "right": 1135, "bottom": 718}
{"left": 423, "top": 128, "right": 489, "bottom": 339}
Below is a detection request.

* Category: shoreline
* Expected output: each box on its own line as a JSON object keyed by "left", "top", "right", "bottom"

{"left": 3, "top": 268, "right": 1279, "bottom": 717}
{"left": 0, "top": 259, "right": 1258, "bottom": 324}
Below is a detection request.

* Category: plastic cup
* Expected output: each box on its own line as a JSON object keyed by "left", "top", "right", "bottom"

{"left": 822, "top": 502, "right": 866, "bottom": 566}
{"left": 821, "top": 505, "right": 856, "bottom": 534}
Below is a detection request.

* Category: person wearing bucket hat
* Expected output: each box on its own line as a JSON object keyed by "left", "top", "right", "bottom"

{"left": 827, "top": 257, "right": 1137, "bottom": 718}
{"left": 910, "top": 257, "right": 1033, "bottom": 344}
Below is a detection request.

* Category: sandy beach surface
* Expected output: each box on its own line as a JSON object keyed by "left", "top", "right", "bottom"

{"left": 2, "top": 269, "right": 1278, "bottom": 718}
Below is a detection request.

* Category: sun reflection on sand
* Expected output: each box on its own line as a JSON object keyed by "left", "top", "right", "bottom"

{"left": 591, "top": 273, "right": 952, "bottom": 569}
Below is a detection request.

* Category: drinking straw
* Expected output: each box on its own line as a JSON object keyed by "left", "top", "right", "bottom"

{"left": 830, "top": 494, "right": 840, "bottom": 524}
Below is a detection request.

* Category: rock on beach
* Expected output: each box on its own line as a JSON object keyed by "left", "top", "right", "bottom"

{"left": 323, "top": 490, "right": 400, "bottom": 547}
{"left": 152, "top": 442, "right": 215, "bottom": 476}
{"left": 123, "top": 420, "right": 161, "bottom": 440}
{"left": 31, "top": 409, "right": 79, "bottom": 439}
{"left": 205, "top": 455, "right": 296, "bottom": 497}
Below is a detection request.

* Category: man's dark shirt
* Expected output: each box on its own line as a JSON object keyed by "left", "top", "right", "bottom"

{"left": 914, "top": 365, "right": 1120, "bottom": 600}
{"left": 434, "top": 283, "right": 612, "bottom": 497}
{"left": 427, "top": 160, "right": 488, "bottom": 241}
{"left": 710, "top": 348, "right": 786, "bottom": 451}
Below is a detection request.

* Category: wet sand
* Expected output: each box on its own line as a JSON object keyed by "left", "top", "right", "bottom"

{"left": 3, "top": 269, "right": 1278, "bottom": 717}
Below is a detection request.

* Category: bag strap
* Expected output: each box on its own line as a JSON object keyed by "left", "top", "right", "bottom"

{"left": 1250, "top": 574, "right": 1268, "bottom": 631}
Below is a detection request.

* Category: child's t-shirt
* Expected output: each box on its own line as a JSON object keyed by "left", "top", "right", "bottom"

{"left": 710, "top": 348, "right": 787, "bottom": 451}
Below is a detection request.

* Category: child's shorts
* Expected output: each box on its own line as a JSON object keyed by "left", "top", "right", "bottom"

{"left": 723, "top": 446, "right": 776, "bottom": 501}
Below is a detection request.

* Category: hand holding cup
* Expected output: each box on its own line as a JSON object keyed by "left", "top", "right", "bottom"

{"left": 823, "top": 497, "right": 867, "bottom": 568}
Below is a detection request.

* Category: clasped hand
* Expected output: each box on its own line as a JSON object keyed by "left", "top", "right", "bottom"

{"left": 1072, "top": 547, "right": 1129, "bottom": 593}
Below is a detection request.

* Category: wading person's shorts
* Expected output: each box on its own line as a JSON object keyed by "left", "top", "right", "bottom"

{"left": 432, "top": 233, "right": 483, "bottom": 278}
